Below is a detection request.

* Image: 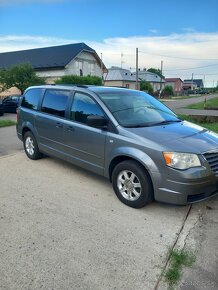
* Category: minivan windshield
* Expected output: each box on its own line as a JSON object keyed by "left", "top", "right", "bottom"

{"left": 96, "top": 89, "right": 181, "bottom": 128}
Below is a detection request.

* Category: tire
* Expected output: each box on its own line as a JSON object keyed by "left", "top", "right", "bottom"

{"left": 112, "top": 160, "right": 153, "bottom": 208}
{"left": 23, "top": 131, "right": 42, "bottom": 160}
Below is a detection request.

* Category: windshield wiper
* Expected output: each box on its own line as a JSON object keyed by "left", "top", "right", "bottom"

{"left": 152, "top": 120, "right": 182, "bottom": 126}
{"left": 124, "top": 123, "right": 153, "bottom": 128}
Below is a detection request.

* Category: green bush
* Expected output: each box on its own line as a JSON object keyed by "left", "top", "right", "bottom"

{"left": 140, "top": 80, "right": 154, "bottom": 95}
{"left": 56, "top": 75, "right": 102, "bottom": 86}
{"left": 162, "top": 85, "right": 174, "bottom": 97}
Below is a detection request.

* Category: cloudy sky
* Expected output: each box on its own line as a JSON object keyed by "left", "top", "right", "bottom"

{"left": 0, "top": 0, "right": 218, "bottom": 86}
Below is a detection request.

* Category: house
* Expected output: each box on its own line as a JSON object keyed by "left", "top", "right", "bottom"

{"left": 182, "top": 81, "right": 197, "bottom": 91}
{"left": 0, "top": 43, "right": 107, "bottom": 83}
{"left": 132, "top": 70, "right": 165, "bottom": 92}
{"left": 183, "top": 79, "right": 204, "bottom": 90}
{"left": 165, "top": 78, "right": 183, "bottom": 95}
{"left": 104, "top": 67, "right": 139, "bottom": 90}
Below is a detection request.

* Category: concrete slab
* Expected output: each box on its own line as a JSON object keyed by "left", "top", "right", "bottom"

{"left": 178, "top": 198, "right": 218, "bottom": 290}
{"left": 156, "top": 197, "right": 218, "bottom": 290}
{"left": 0, "top": 126, "right": 23, "bottom": 157}
{"left": 0, "top": 153, "right": 190, "bottom": 290}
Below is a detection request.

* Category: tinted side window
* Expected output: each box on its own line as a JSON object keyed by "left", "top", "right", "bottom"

{"left": 70, "top": 92, "right": 104, "bottom": 125}
{"left": 41, "top": 89, "right": 70, "bottom": 118}
{"left": 21, "top": 89, "right": 42, "bottom": 110}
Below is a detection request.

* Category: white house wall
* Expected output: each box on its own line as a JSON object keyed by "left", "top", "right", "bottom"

{"left": 66, "top": 51, "right": 102, "bottom": 77}
{"left": 36, "top": 51, "right": 102, "bottom": 80}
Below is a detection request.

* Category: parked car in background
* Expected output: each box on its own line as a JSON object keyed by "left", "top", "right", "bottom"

{"left": 2, "top": 95, "right": 21, "bottom": 113}
{"left": 0, "top": 100, "right": 4, "bottom": 116}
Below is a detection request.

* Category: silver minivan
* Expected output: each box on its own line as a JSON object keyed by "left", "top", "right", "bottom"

{"left": 17, "top": 85, "right": 218, "bottom": 208}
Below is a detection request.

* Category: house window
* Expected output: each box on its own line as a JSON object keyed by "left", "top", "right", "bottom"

{"left": 88, "top": 63, "right": 95, "bottom": 75}
{"left": 76, "top": 61, "right": 83, "bottom": 76}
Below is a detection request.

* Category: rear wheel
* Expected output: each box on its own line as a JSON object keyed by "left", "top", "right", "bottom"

{"left": 112, "top": 160, "right": 153, "bottom": 208}
{"left": 23, "top": 131, "right": 42, "bottom": 160}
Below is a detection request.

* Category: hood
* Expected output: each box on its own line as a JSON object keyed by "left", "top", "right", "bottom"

{"left": 125, "top": 121, "right": 218, "bottom": 154}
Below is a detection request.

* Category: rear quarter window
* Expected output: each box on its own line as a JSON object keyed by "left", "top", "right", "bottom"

{"left": 21, "top": 89, "right": 43, "bottom": 110}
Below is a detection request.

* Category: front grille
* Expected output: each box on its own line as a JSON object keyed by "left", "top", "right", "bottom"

{"left": 203, "top": 151, "right": 218, "bottom": 173}
{"left": 187, "top": 190, "right": 218, "bottom": 203}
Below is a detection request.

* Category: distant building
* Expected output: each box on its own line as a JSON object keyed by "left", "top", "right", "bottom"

{"left": 183, "top": 79, "right": 204, "bottom": 90}
{"left": 104, "top": 67, "right": 139, "bottom": 89}
{"left": 132, "top": 70, "right": 165, "bottom": 92}
{"left": 0, "top": 43, "right": 107, "bottom": 83}
{"left": 165, "top": 78, "right": 183, "bottom": 95}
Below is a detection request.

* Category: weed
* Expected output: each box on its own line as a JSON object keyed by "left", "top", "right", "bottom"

{"left": 165, "top": 248, "right": 196, "bottom": 288}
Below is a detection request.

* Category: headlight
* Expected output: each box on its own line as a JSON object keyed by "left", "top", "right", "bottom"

{"left": 163, "top": 152, "right": 201, "bottom": 170}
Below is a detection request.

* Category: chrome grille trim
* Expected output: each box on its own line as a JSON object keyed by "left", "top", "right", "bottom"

{"left": 203, "top": 151, "right": 218, "bottom": 173}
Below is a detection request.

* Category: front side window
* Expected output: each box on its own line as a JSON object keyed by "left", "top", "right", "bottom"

{"left": 41, "top": 89, "right": 70, "bottom": 118}
{"left": 70, "top": 92, "right": 104, "bottom": 125}
{"left": 96, "top": 89, "right": 180, "bottom": 128}
{"left": 21, "top": 89, "right": 42, "bottom": 110}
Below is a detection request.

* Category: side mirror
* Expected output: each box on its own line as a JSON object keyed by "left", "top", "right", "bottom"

{"left": 87, "top": 115, "right": 108, "bottom": 129}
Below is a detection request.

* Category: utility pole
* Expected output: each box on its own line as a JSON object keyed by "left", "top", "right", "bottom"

{"left": 136, "top": 48, "right": 139, "bottom": 90}
{"left": 159, "top": 60, "right": 163, "bottom": 98}
{"left": 191, "top": 73, "right": 194, "bottom": 90}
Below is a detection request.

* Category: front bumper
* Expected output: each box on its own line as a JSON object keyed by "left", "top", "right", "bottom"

{"left": 152, "top": 166, "right": 218, "bottom": 205}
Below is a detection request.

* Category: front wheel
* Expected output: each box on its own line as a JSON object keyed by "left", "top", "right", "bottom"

{"left": 23, "top": 131, "right": 42, "bottom": 160}
{"left": 112, "top": 160, "right": 153, "bottom": 208}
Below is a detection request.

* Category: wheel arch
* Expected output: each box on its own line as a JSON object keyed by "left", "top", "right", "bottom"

{"left": 21, "top": 122, "right": 37, "bottom": 140}
{"left": 108, "top": 153, "right": 157, "bottom": 191}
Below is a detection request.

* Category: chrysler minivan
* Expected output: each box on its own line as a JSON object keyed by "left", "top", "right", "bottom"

{"left": 16, "top": 85, "right": 218, "bottom": 208}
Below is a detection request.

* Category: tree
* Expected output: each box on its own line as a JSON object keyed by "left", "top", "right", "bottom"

{"left": 56, "top": 75, "right": 102, "bottom": 86}
{"left": 147, "top": 68, "right": 165, "bottom": 79}
{"left": 162, "top": 85, "right": 174, "bottom": 97}
{"left": 0, "top": 63, "right": 45, "bottom": 94}
{"left": 140, "top": 80, "right": 154, "bottom": 95}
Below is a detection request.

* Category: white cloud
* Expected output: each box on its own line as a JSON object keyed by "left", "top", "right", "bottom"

{"left": 0, "top": 32, "right": 218, "bottom": 87}
{"left": 182, "top": 27, "right": 196, "bottom": 33}
{"left": 149, "top": 29, "right": 158, "bottom": 34}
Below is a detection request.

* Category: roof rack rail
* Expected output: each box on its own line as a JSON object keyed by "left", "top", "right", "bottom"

{"left": 53, "top": 83, "right": 92, "bottom": 88}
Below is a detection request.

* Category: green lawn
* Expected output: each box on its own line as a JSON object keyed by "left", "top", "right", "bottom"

{"left": 0, "top": 119, "right": 16, "bottom": 128}
{"left": 186, "top": 97, "right": 218, "bottom": 110}
{"left": 179, "top": 114, "right": 218, "bottom": 133}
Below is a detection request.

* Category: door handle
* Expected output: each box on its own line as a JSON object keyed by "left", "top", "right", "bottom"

{"left": 56, "top": 122, "right": 63, "bottom": 128}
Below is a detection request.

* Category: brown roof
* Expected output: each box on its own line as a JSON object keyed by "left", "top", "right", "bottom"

{"left": 165, "top": 78, "right": 183, "bottom": 82}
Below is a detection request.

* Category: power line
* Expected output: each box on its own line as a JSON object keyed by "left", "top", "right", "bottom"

{"left": 138, "top": 50, "right": 218, "bottom": 61}
{"left": 164, "top": 63, "right": 218, "bottom": 71}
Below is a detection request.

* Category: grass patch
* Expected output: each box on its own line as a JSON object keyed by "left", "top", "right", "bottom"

{"left": 0, "top": 119, "right": 16, "bottom": 128}
{"left": 186, "top": 97, "right": 218, "bottom": 110}
{"left": 178, "top": 114, "right": 218, "bottom": 134}
{"left": 165, "top": 248, "right": 196, "bottom": 288}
